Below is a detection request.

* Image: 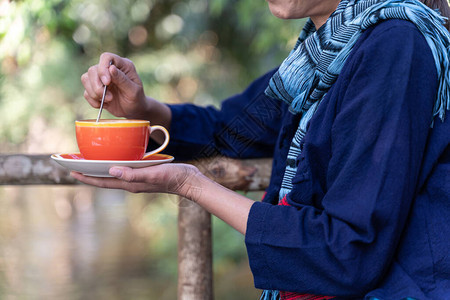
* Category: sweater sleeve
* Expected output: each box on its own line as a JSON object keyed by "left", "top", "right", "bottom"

{"left": 148, "top": 68, "right": 287, "bottom": 161}
{"left": 245, "top": 21, "right": 438, "bottom": 296}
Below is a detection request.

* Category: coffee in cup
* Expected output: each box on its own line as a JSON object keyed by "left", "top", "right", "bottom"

{"left": 75, "top": 119, "right": 169, "bottom": 160}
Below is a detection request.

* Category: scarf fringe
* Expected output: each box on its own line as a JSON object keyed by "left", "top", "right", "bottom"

{"left": 260, "top": 290, "right": 280, "bottom": 300}
{"left": 436, "top": 45, "right": 450, "bottom": 121}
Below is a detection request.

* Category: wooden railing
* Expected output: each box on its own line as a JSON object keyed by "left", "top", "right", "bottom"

{"left": 0, "top": 154, "right": 272, "bottom": 300}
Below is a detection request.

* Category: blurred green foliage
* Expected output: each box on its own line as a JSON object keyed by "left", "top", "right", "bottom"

{"left": 0, "top": 0, "right": 303, "bottom": 150}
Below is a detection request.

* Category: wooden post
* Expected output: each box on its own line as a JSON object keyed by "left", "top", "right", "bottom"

{"left": 178, "top": 198, "right": 213, "bottom": 300}
{"left": 176, "top": 156, "right": 272, "bottom": 300}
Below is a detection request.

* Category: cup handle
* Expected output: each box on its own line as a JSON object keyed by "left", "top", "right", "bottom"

{"left": 142, "top": 125, "right": 170, "bottom": 159}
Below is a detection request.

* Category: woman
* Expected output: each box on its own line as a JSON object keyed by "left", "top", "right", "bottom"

{"left": 75, "top": 0, "right": 450, "bottom": 298}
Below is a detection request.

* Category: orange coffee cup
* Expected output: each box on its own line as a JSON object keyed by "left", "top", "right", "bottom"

{"left": 75, "top": 119, "right": 169, "bottom": 161}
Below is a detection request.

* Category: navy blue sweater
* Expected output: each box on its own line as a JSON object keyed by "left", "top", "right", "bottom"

{"left": 156, "top": 20, "right": 450, "bottom": 299}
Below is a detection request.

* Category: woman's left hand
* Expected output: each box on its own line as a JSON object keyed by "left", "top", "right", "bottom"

{"left": 70, "top": 163, "right": 200, "bottom": 197}
{"left": 71, "top": 162, "right": 254, "bottom": 235}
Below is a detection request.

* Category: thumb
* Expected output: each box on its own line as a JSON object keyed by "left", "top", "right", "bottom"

{"left": 109, "top": 167, "right": 137, "bottom": 182}
{"left": 109, "top": 166, "right": 126, "bottom": 178}
{"left": 109, "top": 65, "right": 136, "bottom": 91}
{"left": 109, "top": 167, "right": 152, "bottom": 182}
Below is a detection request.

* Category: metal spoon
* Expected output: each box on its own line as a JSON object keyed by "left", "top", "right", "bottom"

{"left": 96, "top": 61, "right": 113, "bottom": 122}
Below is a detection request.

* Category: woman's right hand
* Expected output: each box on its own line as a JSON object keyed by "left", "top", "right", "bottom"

{"left": 81, "top": 53, "right": 172, "bottom": 143}
{"left": 81, "top": 52, "right": 149, "bottom": 119}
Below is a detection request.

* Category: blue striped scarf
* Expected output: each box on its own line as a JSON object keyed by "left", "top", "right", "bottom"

{"left": 261, "top": 0, "right": 450, "bottom": 299}
{"left": 265, "top": 0, "right": 450, "bottom": 120}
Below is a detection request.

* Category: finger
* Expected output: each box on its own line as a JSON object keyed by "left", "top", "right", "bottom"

{"left": 109, "top": 65, "right": 137, "bottom": 92}
{"left": 71, "top": 171, "right": 147, "bottom": 193}
{"left": 70, "top": 171, "right": 122, "bottom": 188}
{"left": 81, "top": 67, "right": 101, "bottom": 102}
{"left": 81, "top": 72, "right": 89, "bottom": 89}
{"left": 81, "top": 72, "right": 95, "bottom": 100}
{"left": 98, "top": 53, "right": 116, "bottom": 85}
{"left": 84, "top": 90, "right": 101, "bottom": 108}
{"left": 98, "top": 52, "right": 131, "bottom": 85}
{"left": 104, "top": 90, "right": 114, "bottom": 102}
{"left": 88, "top": 65, "right": 104, "bottom": 97}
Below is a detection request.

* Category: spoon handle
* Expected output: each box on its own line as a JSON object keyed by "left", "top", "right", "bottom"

{"left": 96, "top": 61, "right": 113, "bottom": 122}
{"left": 96, "top": 85, "right": 108, "bottom": 122}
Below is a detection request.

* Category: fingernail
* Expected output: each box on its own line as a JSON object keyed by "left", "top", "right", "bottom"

{"left": 109, "top": 167, "right": 123, "bottom": 177}
{"left": 101, "top": 76, "right": 108, "bottom": 85}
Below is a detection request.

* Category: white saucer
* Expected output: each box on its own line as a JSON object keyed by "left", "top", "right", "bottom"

{"left": 51, "top": 153, "right": 175, "bottom": 177}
